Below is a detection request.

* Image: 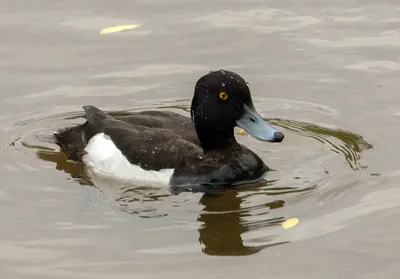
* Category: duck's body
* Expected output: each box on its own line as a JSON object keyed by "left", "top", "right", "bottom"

{"left": 54, "top": 70, "right": 284, "bottom": 188}
{"left": 55, "top": 110, "right": 200, "bottom": 163}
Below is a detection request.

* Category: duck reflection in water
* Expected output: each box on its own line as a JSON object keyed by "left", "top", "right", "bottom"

{"left": 198, "top": 190, "right": 287, "bottom": 256}
{"left": 35, "top": 149, "right": 289, "bottom": 256}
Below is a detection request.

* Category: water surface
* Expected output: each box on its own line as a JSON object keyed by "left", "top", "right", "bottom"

{"left": 1, "top": 0, "right": 400, "bottom": 278}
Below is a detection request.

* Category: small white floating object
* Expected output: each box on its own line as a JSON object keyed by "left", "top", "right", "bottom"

{"left": 100, "top": 24, "right": 142, "bottom": 35}
{"left": 282, "top": 217, "right": 299, "bottom": 229}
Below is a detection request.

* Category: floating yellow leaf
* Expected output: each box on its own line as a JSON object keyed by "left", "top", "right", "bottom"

{"left": 282, "top": 217, "right": 299, "bottom": 229}
{"left": 237, "top": 128, "right": 248, "bottom": 136}
{"left": 100, "top": 24, "right": 142, "bottom": 35}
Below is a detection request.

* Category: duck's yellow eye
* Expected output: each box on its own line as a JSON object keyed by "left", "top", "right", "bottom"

{"left": 219, "top": 92, "right": 229, "bottom": 101}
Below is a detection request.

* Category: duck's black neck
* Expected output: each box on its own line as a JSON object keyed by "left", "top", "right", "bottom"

{"left": 190, "top": 90, "right": 239, "bottom": 153}
{"left": 194, "top": 122, "right": 238, "bottom": 153}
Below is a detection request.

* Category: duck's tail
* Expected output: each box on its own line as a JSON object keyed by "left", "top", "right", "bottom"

{"left": 54, "top": 124, "right": 87, "bottom": 162}
{"left": 53, "top": 105, "right": 115, "bottom": 162}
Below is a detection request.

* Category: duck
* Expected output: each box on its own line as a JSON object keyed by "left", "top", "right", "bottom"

{"left": 54, "top": 70, "right": 284, "bottom": 188}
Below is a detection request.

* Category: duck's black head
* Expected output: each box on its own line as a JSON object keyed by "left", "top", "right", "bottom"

{"left": 190, "top": 70, "right": 284, "bottom": 151}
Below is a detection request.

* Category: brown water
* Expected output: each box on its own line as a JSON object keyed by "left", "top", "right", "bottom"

{"left": 1, "top": 0, "right": 400, "bottom": 278}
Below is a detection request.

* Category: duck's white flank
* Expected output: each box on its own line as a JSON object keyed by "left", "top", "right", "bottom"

{"left": 82, "top": 133, "right": 174, "bottom": 187}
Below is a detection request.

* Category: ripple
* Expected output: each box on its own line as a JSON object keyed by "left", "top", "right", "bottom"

{"left": 191, "top": 8, "right": 321, "bottom": 34}
{"left": 1, "top": 99, "right": 373, "bottom": 256}
{"left": 345, "top": 60, "right": 400, "bottom": 73}
{"left": 267, "top": 118, "right": 373, "bottom": 170}
{"left": 303, "top": 31, "right": 400, "bottom": 48}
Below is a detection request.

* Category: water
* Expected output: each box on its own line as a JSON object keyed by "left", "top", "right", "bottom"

{"left": 1, "top": 0, "right": 400, "bottom": 278}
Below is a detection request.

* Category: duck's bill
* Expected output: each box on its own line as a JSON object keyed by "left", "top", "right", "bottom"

{"left": 236, "top": 104, "right": 284, "bottom": 142}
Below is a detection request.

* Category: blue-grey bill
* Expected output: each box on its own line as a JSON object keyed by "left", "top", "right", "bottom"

{"left": 236, "top": 104, "right": 284, "bottom": 142}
